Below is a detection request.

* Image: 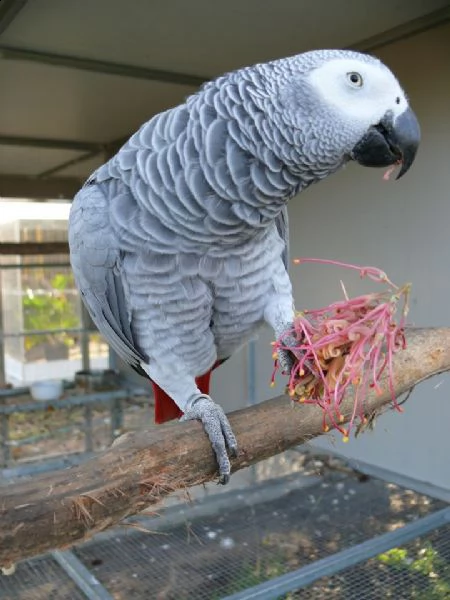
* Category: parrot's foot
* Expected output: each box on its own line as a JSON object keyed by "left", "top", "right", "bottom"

{"left": 277, "top": 340, "right": 296, "bottom": 375}
{"left": 277, "top": 325, "right": 312, "bottom": 376}
{"left": 277, "top": 327, "right": 300, "bottom": 375}
{"left": 181, "top": 395, "right": 238, "bottom": 485}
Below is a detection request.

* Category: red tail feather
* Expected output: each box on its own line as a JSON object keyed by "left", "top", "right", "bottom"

{"left": 152, "top": 363, "right": 220, "bottom": 424}
{"left": 153, "top": 383, "right": 184, "bottom": 424}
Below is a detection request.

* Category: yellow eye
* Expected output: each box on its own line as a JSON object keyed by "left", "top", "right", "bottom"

{"left": 347, "top": 72, "right": 363, "bottom": 87}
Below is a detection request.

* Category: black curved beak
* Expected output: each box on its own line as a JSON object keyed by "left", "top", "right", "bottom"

{"left": 351, "top": 107, "right": 420, "bottom": 179}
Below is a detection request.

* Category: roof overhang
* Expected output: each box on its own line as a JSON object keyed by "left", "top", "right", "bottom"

{"left": 1, "top": 0, "right": 449, "bottom": 199}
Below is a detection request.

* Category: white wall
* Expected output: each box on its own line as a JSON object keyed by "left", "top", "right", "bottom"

{"left": 214, "top": 22, "right": 450, "bottom": 489}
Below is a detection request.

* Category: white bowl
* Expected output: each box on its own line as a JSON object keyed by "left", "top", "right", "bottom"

{"left": 30, "top": 379, "right": 64, "bottom": 402}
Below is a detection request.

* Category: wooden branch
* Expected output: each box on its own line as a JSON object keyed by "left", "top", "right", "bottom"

{"left": 1, "top": 327, "right": 450, "bottom": 567}
{"left": 0, "top": 241, "right": 69, "bottom": 256}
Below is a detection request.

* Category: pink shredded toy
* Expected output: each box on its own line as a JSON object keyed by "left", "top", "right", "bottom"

{"left": 272, "top": 258, "right": 410, "bottom": 441}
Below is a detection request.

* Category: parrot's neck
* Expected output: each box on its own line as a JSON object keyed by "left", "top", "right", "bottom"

{"left": 224, "top": 133, "right": 311, "bottom": 231}
{"left": 216, "top": 68, "right": 346, "bottom": 198}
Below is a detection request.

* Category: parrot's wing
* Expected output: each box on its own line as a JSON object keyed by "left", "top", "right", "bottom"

{"left": 69, "top": 184, "right": 148, "bottom": 376}
{"left": 275, "top": 205, "right": 290, "bottom": 270}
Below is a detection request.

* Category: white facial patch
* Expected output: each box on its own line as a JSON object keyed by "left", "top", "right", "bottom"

{"left": 308, "top": 58, "right": 408, "bottom": 128}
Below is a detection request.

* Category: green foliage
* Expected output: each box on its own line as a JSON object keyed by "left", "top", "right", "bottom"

{"left": 379, "top": 547, "right": 409, "bottom": 566}
{"left": 378, "top": 542, "right": 450, "bottom": 599}
{"left": 22, "top": 273, "right": 79, "bottom": 351}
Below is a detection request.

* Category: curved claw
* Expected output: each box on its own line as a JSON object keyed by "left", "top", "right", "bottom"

{"left": 277, "top": 326, "right": 313, "bottom": 377}
{"left": 277, "top": 331, "right": 299, "bottom": 375}
{"left": 180, "top": 395, "right": 237, "bottom": 485}
{"left": 278, "top": 347, "right": 296, "bottom": 375}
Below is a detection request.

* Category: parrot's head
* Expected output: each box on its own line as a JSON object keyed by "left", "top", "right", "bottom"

{"left": 270, "top": 50, "right": 420, "bottom": 180}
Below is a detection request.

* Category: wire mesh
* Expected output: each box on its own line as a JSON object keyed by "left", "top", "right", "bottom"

{"left": 0, "top": 451, "right": 447, "bottom": 600}
{"left": 0, "top": 555, "right": 87, "bottom": 600}
{"left": 296, "top": 524, "right": 450, "bottom": 599}
{"left": 71, "top": 474, "right": 445, "bottom": 600}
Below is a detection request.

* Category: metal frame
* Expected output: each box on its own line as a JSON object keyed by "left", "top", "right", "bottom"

{"left": 0, "top": 136, "right": 110, "bottom": 181}
{"left": 351, "top": 5, "right": 450, "bottom": 53}
{"left": 37, "top": 149, "right": 102, "bottom": 178}
{"left": 51, "top": 550, "right": 114, "bottom": 600}
{"left": 0, "top": 138, "right": 121, "bottom": 187}
{"left": 0, "top": 174, "right": 81, "bottom": 199}
{"left": 0, "top": 135, "right": 105, "bottom": 153}
{"left": 0, "top": 44, "right": 208, "bottom": 87}
{"left": 2, "top": 326, "right": 93, "bottom": 338}
{"left": 0, "top": 451, "right": 95, "bottom": 479}
{"left": 0, "top": 389, "right": 128, "bottom": 468}
{"left": 0, "top": 260, "right": 70, "bottom": 269}
{"left": 0, "top": 389, "right": 127, "bottom": 415}
{"left": 222, "top": 507, "right": 450, "bottom": 600}
{"left": 0, "top": 0, "right": 27, "bottom": 36}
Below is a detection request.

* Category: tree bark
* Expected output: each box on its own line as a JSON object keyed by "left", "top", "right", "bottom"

{"left": 1, "top": 327, "right": 449, "bottom": 567}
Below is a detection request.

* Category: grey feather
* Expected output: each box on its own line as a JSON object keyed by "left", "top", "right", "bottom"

{"left": 70, "top": 47, "right": 395, "bottom": 413}
{"left": 69, "top": 183, "right": 147, "bottom": 376}
{"left": 275, "top": 205, "right": 290, "bottom": 271}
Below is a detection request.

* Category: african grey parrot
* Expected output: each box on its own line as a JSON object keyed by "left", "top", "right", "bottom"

{"left": 69, "top": 49, "right": 420, "bottom": 483}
